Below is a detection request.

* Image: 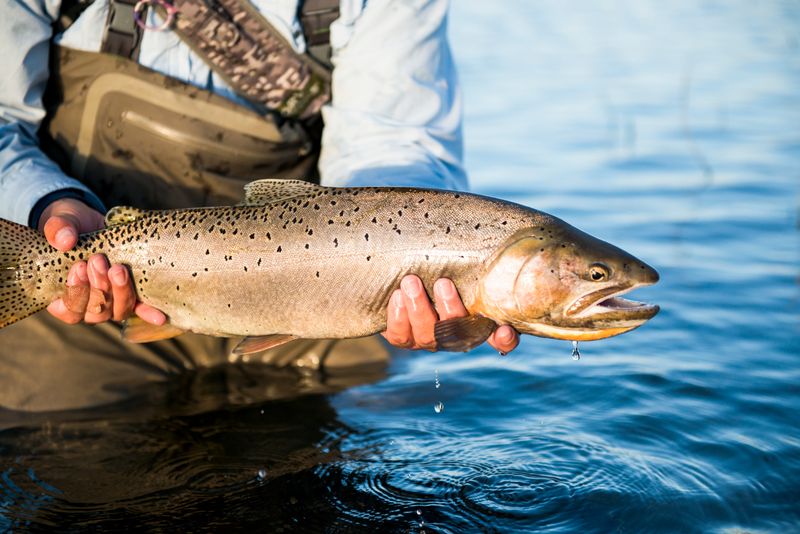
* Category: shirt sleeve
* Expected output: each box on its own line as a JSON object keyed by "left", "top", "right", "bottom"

{"left": 318, "top": 0, "right": 468, "bottom": 191}
{"left": 0, "top": 0, "right": 105, "bottom": 226}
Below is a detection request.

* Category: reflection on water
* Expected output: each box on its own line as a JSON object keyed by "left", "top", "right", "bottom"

{"left": 2, "top": 0, "right": 800, "bottom": 531}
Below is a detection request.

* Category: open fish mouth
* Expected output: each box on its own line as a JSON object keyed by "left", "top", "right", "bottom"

{"left": 566, "top": 285, "right": 660, "bottom": 322}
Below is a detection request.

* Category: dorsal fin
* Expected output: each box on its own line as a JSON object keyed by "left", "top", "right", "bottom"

{"left": 105, "top": 206, "right": 149, "bottom": 226}
{"left": 241, "top": 179, "right": 323, "bottom": 205}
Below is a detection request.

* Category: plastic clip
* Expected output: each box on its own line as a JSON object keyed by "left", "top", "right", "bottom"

{"left": 133, "top": 0, "right": 179, "bottom": 32}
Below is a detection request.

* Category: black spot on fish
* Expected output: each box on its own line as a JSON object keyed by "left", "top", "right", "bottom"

{"left": 364, "top": 233, "right": 369, "bottom": 241}
{"left": 193, "top": 233, "right": 199, "bottom": 240}
{"left": 305, "top": 243, "right": 310, "bottom": 249}
{"left": 446, "top": 226, "right": 451, "bottom": 234}
{"left": 205, "top": 249, "right": 210, "bottom": 255}
{"left": 366, "top": 255, "right": 371, "bottom": 261}
{"left": 371, "top": 217, "right": 377, "bottom": 223}
{"left": 333, "top": 238, "right": 338, "bottom": 247}
{"left": 474, "top": 223, "right": 481, "bottom": 230}
{"left": 277, "top": 246, "right": 282, "bottom": 252}
{"left": 192, "top": 272, "right": 197, "bottom": 277}
{"left": 328, "top": 219, "right": 334, "bottom": 225}
{"left": 316, "top": 271, "right": 320, "bottom": 278}
{"left": 249, "top": 233, "right": 255, "bottom": 239}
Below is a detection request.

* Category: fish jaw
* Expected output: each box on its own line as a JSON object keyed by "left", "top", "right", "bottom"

{"left": 523, "top": 284, "right": 660, "bottom": 341}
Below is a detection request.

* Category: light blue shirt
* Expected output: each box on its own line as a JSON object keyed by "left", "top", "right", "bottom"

{"left": 0, "top": 0, "right": 466, "bottom": 226}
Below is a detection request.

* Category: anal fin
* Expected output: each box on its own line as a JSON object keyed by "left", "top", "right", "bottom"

{"left": 122, "top": 316, "right": 186, "bottom": 343}
{"left": 434, "top": 315, "right": 497, "bottom": 352}
{"left": 233, "top": 334, "right": 299, "bottom": 355}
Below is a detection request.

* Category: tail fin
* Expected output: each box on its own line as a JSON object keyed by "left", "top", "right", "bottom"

{"left": 0, "top": 218, "right": 55, "bottom": 328}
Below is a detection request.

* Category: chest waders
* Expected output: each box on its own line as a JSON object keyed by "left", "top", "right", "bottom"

{"left": 0, "top": 0, "right": 388, "bottom": 413}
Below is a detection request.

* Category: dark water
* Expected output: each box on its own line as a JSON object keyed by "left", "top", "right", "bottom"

{"left": 3, "top": 1, "right": 800, "bottom": 532}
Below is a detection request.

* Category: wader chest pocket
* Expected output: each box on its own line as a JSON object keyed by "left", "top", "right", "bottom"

{"left": 70, "top": 73, "right": 314, "bottom": 210}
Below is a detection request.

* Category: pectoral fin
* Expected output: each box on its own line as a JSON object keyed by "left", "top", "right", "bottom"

{"left": 121, "top": 316, "right": 186, "bottom": 343}
{"left": 434, "top": 315, "right": 498, "bottom": 352}
{"left": 233, "top": 334, "right": 299, "bottom": 355}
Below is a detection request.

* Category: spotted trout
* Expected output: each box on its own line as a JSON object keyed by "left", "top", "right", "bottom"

{"left": 0, "top": 180, "right": 659, "bottom": 352}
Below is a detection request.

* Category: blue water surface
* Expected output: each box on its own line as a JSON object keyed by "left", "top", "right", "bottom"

{"left": 1, "top": 1, "right": 798, "bottom": 532}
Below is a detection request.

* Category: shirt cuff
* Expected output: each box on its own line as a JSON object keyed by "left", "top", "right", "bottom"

{"left": 0, "top": 158, "right": 106, "bottom": 227}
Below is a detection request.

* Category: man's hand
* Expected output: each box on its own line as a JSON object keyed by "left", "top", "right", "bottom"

{"left": 382, "top": 274, "right": 519, "bottom": 354}
{"left": 39, "top": 198, "right": 166, "bottom": 326}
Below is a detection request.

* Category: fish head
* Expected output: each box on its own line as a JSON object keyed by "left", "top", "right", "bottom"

{"left": 478, "top": 220, "right": 659, "bottom": 341}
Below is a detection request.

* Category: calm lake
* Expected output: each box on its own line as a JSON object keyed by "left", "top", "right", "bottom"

{"left": 2, "top": 1, "right": 799, "bottom": 532}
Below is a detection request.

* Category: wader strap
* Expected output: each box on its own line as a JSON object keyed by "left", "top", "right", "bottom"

{"left": 163, "top": 0, "right": 331, "bottom": 120}
{"left": 101, "top": 0, "right": 147, "bottom": 61}
{"left": 300, "top": 0, "right": 339, "bottom": 70}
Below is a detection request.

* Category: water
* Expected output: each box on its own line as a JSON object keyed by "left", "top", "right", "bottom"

{"left": 2, "top": 1, "right": 799, "bottom": 531}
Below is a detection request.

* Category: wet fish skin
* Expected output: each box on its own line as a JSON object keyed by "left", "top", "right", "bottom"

{"left": 0, "top": 180, "right": 659, "bottom": 349}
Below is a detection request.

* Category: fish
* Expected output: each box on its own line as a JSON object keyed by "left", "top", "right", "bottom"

{"left": 0, "top": 179, "right": 659, "bottom": 353}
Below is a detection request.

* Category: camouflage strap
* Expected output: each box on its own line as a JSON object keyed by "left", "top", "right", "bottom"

{"left": 165, "top": 0, "right": 332, "bottom": 120}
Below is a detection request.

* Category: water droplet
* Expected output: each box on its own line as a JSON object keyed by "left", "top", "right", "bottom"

{"left": 416, "top": 509, "right": 422, "bottom": 516}
{"left": 571, "top": 340, "right": 581, "bottom": 360}
{"left": 257, "top": 468, "right": 267, "bottom": 479}
{"left": 434, "top": 369, "right": 440, "bottom": 389}
{"left": 498, "top": 351, "right": 507, "bottom": 357}
{"left": 434, "top": 401, "right": 444, "bottom": 413}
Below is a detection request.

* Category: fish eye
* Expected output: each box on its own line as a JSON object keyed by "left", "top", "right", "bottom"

{"left": 589, "top": 263, "right": 610, "bottom": 281}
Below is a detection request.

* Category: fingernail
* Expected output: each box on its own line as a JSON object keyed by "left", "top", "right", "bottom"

{"left": 75, "top": 263, "right": 89, "bottom": 283}
{"left": 55, "top": 226, "right": 76, "bottom": 246}
{"left": 90, "top": 255, "right": 108, "bottom": 276}
{"left": 392, "top": 289, "right": 404, "bottom": 308}
{"left": 434, "top": 278, "right": 457, "bottom": 299}
{"left": 497, "top": 326, "right": 514, "bottom": 344}
{"left": 109, "top": 266, "right": 127, "bottom": 286}
{"left": 67, "top": 266, "right": 78, "bottom": 286}
{"left": 401, "top": 276, "right": 423, "bottom": 298}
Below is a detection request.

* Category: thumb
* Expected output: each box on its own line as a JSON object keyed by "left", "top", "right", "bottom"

{"left": 43, "top": 215, "right": 80, "bottom": 251}
{"left": 40, "top": 198, "right": 105, "bottom": 251}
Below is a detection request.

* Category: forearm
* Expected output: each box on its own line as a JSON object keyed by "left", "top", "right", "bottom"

{"left": 1, "top": 0, "right": 105, "bottom": 226}
{"left": 0, "top": 122, "right": 105, "bottom": 226}
{"left": 318, "top": 0, "right": 467, "bottom": 190}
